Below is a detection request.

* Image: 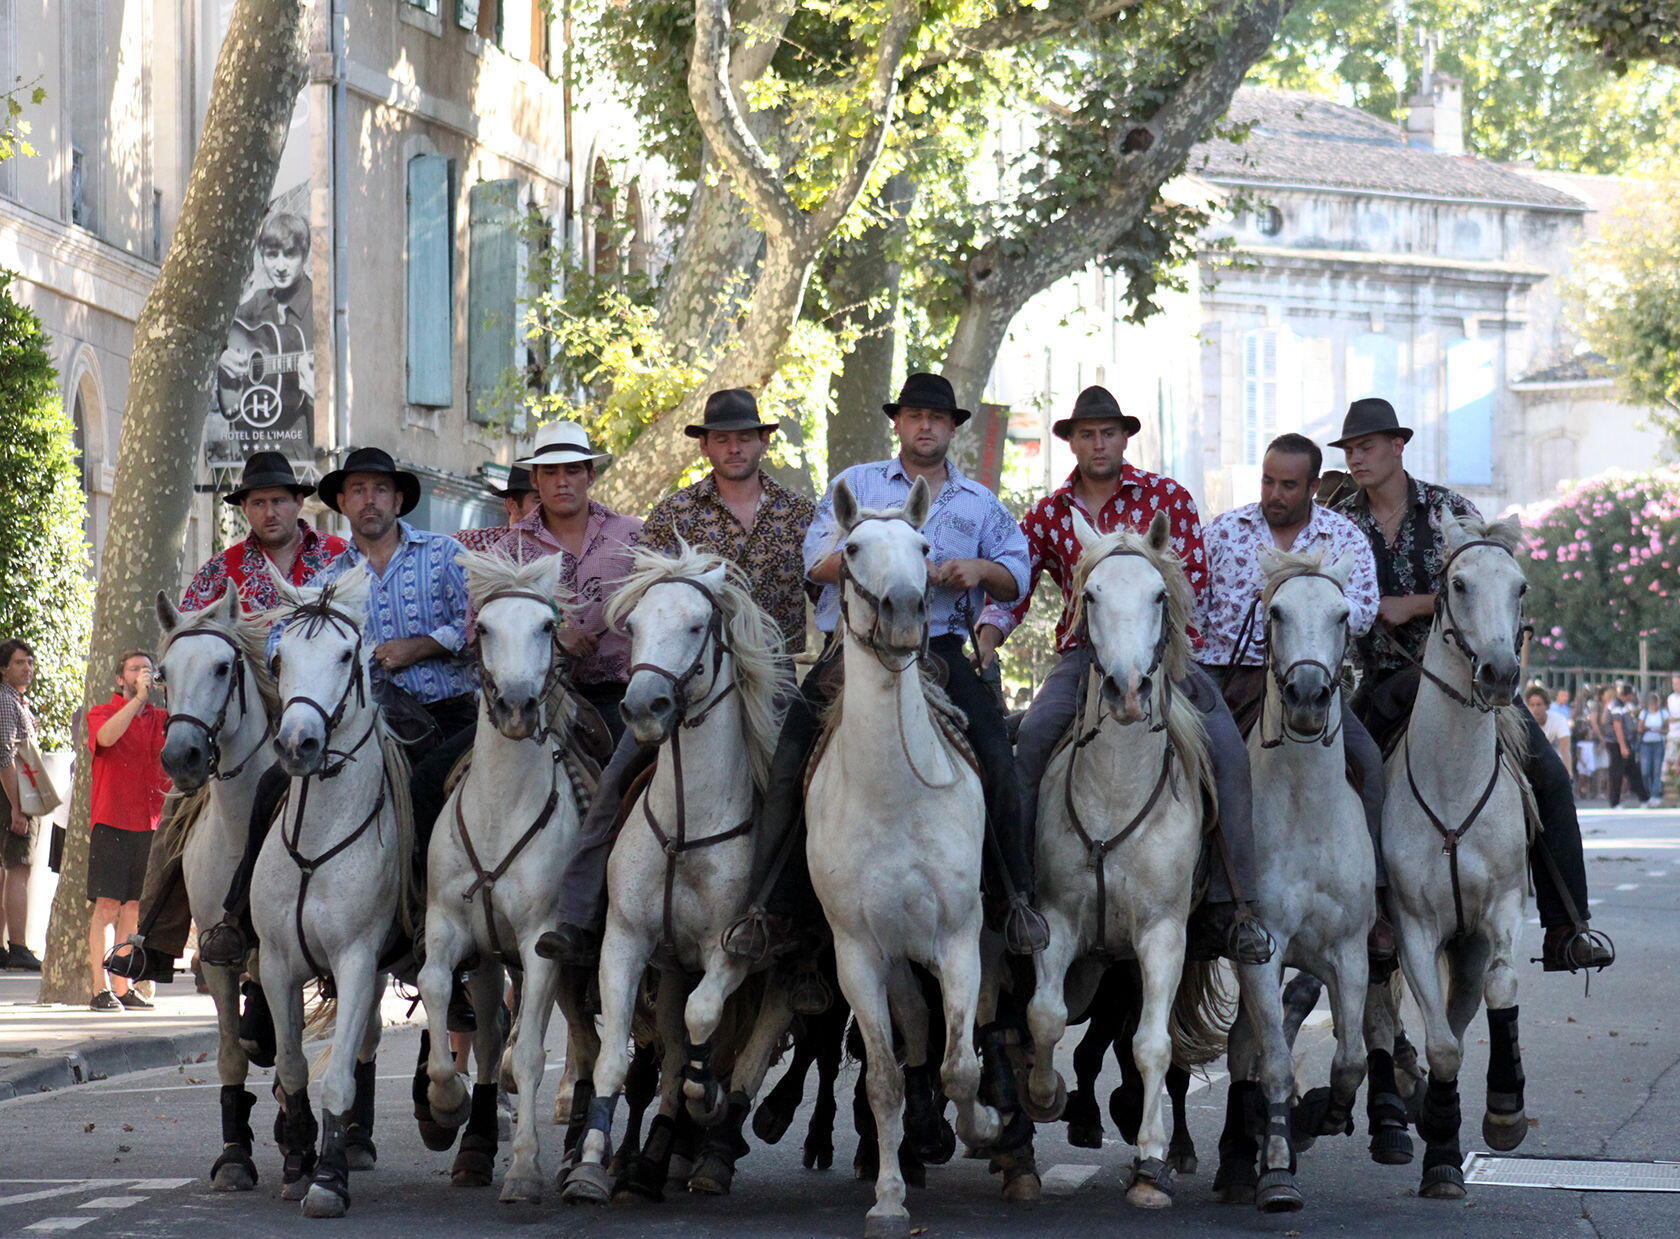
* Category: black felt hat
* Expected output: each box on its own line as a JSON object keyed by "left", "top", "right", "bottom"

{"left": 1328, "top": 398, "right": 1414, "bottom": 449}
{"left": 488, "top": 465, "right": 535, "bottom": 498}
{"left": 1052, "top": 385, "right": 1141, "bottom": 439}
{"left": 882, "top": 372, "right": 971, "bottom": 427}
{"left": 685, "top": 388, "right": 779, "bottom": 438}
{"left": 318, "top": 447, "right": 422, "bottom": 517}
{"left": 223, "top": 451, "right": 314, "bottom": 507}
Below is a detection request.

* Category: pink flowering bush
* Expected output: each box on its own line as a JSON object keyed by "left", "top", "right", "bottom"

{"left": 1515, "top": 468, "right": 1680, "bottom": 667}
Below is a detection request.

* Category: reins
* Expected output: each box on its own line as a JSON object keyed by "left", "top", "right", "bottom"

{"left": 1256, "top": 571, "right": 1348, "bottom": 751}
{"left": 160, "top": 628, "right": 273, "bottom": 781}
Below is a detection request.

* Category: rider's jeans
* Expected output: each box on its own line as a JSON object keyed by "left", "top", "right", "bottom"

{"left": 1012, "top": 646, "right": 1259, "bottom": 906}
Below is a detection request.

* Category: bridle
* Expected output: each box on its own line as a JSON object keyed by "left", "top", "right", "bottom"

{"left": 159, "top": 628, "right": 272, "bottom": 782}
{"left": 1070, "top": 546, "right": 1176, "bottom": 737}
{"left": 472, "top": 587, "right": 572, "bottom": 743}
{"left": 274, "top": 598, "right": 377, "bottom": 778}
{"left": 626, "top": 576, "right": 752, "bottom": 950}
{"left": 1257, "top": 572, "right": 1348, "bottom": 750}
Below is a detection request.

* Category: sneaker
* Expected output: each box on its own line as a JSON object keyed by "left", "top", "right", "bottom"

{"left": 5, "top": 943, "right": 42, "bottom": 971}
{"left": 117, "top": 989, "right": 155, "bottom": 1011}
{"left": 90, "top": 989, "right": 122, "bottom": 1012}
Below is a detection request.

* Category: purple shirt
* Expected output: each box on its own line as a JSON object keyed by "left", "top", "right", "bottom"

{"left": 496, "top": 501, "right": 642, "bottom": 686}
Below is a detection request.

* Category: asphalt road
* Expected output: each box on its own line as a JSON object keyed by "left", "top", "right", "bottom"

{"left": 3, "top": 806, "right": 1678, "bottom": 1239}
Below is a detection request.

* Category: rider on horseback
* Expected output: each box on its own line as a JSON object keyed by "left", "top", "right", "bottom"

{"left": 536, "top": 390, "right": 814, "bottom": 965}
{"left": 1197, "top": 432, "right": 1395, "bottom": 963}
{"left": 106, "top": 452, "right": 348, "bottom": 983}
{"left": 977, "top": 386, "right": 1273, "bottom": 966}
{"left": 1328, "top": 398, "right": 1611, "bottom": 973}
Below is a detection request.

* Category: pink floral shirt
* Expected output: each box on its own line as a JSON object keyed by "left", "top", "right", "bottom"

{"left": 1196, "top": 502, "right": 1380, "bottom": 666}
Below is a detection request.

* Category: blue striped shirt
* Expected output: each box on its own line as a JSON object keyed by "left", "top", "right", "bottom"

{"left": 804, "top": 458, "right": 1029, "bottom": 642}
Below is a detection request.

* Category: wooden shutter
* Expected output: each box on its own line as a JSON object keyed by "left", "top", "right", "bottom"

{"left": 455, "top": 0, "right": 479, "bottom": 30}
{"left": 467, "top": 178, "right": 521, "bottom": 424}
{"left": 406, "top": 154, "right": 454, "bottom": 408}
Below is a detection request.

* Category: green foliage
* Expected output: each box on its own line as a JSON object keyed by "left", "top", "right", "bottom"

{"left": 1254, "top": 0, "right": 1680, "bottom": 173}
{"left": 0, "top": 275, "right": 94, "bottom": 749}
{"left": 1568, "top": 175, "right": 1680, "bottom": 438}
{"left": 0, "top": 81, "right": 46, "bottom": 163}
{"left": 1554, "top": 0, "right": 1680, "bottom": 73}
{"left": 1518, "top": 468, "right": 1680, "bottom": 668}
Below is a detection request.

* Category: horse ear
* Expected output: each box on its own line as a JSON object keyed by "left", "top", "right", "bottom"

{"left": 833, "top": 478, "right": 860, "bottom": 533}
{"left": 1257, "top": 546, "right": 1286, "bottom": 579}
{"left": 533, "top": 549, "right": 565, "bottom": 599}
{"left": 156, "top": 592, "right": 180, "bottom": 634}
{"left": 699, "top": 560, "right": 730, "bottom": 592}
{"left": 215, "top": 585, "right": 242, "bottom": 626}
{"left": 1069, "top": 507, "right": 1101, "bottom": 553}
{"left": 1147, "top": 510, "right": 1172, "bottom": 552}
{"left": 902, "top": 475, "right": 933, "bottom": 529}
{"left": 1324, "top": 551, "right": 1355, "bottom": 588}
{"left": 1441, "top": 509, "right": 1468, "bottom": 553}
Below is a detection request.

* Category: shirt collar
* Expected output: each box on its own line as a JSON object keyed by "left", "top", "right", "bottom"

{"left": 243, "top": 519, "right": 319, "bottom": 556}
{"left": 1053, "top": 464, "right": 1146, "bottom": 501}
{"left": 886, "top": 456, "right": 972, "bottom": 491}
{"left": 341, "top": 520, "right": 424, "bottom": 564}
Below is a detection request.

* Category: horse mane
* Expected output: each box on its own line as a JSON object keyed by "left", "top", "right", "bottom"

{"left": 161, "top": 601, "right": 280, "bottom": 716}
{"left": 457, "top": 546, "right": 576, "bottom": 611}
{"left": 605, "top": 541, "right": 785, "bottom": 790}
{"left": 1259, "top": 548, "right": 1333, "bottom": 608}
{"left": 1068, "top": 527, "right": 1196, "bottom": 684}
{"left": 1456, "top": 514, "right": 1525, "bottom": 558}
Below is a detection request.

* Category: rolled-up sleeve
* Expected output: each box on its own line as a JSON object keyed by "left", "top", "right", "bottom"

{"left": 979, "top": 499, "right": 1030, "bottom": 602}
{"left": 802, "top": 471, "right": 848, "bottom": 577}
{"left": 1343, "top": 527, "right": 1381, "bottom": 638}
{"left": 428, "top": 541, "right": 471, "bottom": 653}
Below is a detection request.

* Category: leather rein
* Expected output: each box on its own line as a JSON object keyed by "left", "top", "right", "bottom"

{"left": 627, "top": 577, "right": 751, "bottom": 952}
{"left": 160, "top": 627, "right": 273, "bottom": 782}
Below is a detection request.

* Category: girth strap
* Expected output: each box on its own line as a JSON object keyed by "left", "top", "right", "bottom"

{"left": 454, "top": 745, "right": 567, "bottom": 965}
{"left": 640, "top": 722, "right": 753, "bottom": 952}
{"left": 282, "top": 767, "right": 390, "bottom": 983}
{"left": 1401, "top": 733, "right": 1501, "bottom": 940}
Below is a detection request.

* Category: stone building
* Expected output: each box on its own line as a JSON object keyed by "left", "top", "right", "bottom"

{"left": 0, "top": 0, "right": 663, "bottom": 579}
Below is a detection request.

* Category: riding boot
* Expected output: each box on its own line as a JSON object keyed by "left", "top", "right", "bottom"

{"left": 107, "top": 804, "right": 195, "bottom": 979}
{"left": 1519, "top": 710, "right": 1614, "bottom": 971}
{"left": 239, "top": 979, "right": 277, "bottom": 1069}
{"left": 203, "top": 764, "right": 289, "bottom": 968}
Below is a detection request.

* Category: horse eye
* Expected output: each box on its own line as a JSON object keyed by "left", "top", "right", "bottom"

{"left": 541, "top": 619, "right": 555, "bottom": 633}
{"left": 1156, "top": 590, "right": 1167, "bottom": 604}
{"left": 844, "top": 543, "right": 858, "bottom": 557}
{"left": 1453, "top": 578, "right": 1467, "bottom": 592}
{"left": 339, "top": 650, "right": 352, "bottom": 664}
{"left": 214, "top": 664, "right": 227, "bottom": 677}
{"left": 689, "top": 623, "right": 703, "bottom": 635}
{"left": 920, "top": 541, "right": 930, "bottom": 555}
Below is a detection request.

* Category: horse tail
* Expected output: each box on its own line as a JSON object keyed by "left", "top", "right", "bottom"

{"left": 377, "top": 726, "right": 421, "bottom": 937}
{"left": 304, "top": 984, "right": 338, "bottom": 1082}
{"left": 160, "top": 783, "right": 213, "bottom": 866}
{"left": 1496, "top": 704, "right": 1542, "bottom": 841}
{"left": 1169, "top": 957, "right": 1234, "bottom": 1070}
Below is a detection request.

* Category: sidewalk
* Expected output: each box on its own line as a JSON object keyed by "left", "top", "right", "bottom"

{"left": 0, "top": 971, "right": 424, "bottom": 1101}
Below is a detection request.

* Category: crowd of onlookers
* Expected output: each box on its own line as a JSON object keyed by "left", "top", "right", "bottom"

{"left": 1525, "top": 672, "right": 1680, "bottom": 809}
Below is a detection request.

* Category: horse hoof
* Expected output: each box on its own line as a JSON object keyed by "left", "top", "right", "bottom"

{"left": 1126, "top": 1180, "right": 1174, "bottom": 1209}
{"left": 1126, "top": 1157, "right": 1175, "bottom": 1209}
{"left": 1419, "top": 1169, "right": 1467, "bottom": 1200}
{"left": 498, "top": 1175, "right": 543, "bottom": 1205}
{"left": 863, "top": 1207, "right": 912, "bottom": 1239}
{"left": 300, "top": 1185, "right": 348, "bottom": 1218}
{"left": 686, "top": 1152, "right": 735, "bottom": 1196}
{"left": 684, "top": 1080, "right": 727, "bottom": 1128}
{"left": 1168, "top": 1148, "right": 1198, "bottom": 1176}
{"left": 1020, "top": 1074, "right": 1068, "bottom": 1124}
{"left": 345, "top": 1143, "right": 376, "bottom": 1173}
{"left": 428, "top": 1081, "right": 473, "bottom": 1130}
{"left": 451, "top": 1150, "right": 496, "bottom": 1188}
{"left": 1001, "top": 1169, "right": 1042, "bottom": 1204}
{"left": 1369, "top": 1127, "right": 1414, "bottom": 1166}
{"left": 803, "top": 1139, "right": 833, "bottom": 1171}
{"left": 1256, "top": 1168, "right": 1303, "bottom": 1214}
{"left": 211, "top": 1150, "right": 257, "bottom": 1192}
{"left": 753, "top": 1100, "right": 794, "bottom": 1145}
{"left": 561, "top": 1162, "right": 612, "bottom": 1205}
{"left": 1483, "top": 1108, "right": 1528, "bottom": 1152}
{"left": 281, "top": 1175, "right": 311, "bottom": 1203}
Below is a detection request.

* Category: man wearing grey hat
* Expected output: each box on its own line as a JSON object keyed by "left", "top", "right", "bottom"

{"left": 1330, "top": 397, "right": 1610, "bottom": 974}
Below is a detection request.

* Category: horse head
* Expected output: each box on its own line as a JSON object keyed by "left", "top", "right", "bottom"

{"left": 1439, "top": 512, "right": 1527, "bottom": 708}
{"left": 1259, "top": 548, "right": 1354, "bottom": 740}
{"left": 156, "top": 587, "right": 248, "bottom": 789}
{"left": 1071, "top": 509, "right": 1177, "bottom": 725}
{"left": 463, "top": 549, "right": 564, "bottom": 741}
{"left": 618, "top": 558, "right": 733, "bottom": 746}
{"left": 833, "top": 475, "right": 933, "bottom": 658}
{"left": 270, "top": 566, "right": 374, "bottom": 777}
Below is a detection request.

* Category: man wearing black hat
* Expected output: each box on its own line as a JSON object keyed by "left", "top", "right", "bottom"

{"left": 456, "top": 466, "right": 541, "bottom": 552}
{"left": 976, "top": 386, "right": 1273, "bottom": 966}
{"left": 1330, "top": 398, "right": 1610, "bottom": 973}
{"left": 537, "top": 389, "right": 815, "bottom": 965}
{"left": 108, "top": 453, "right": 349, "bottom": 985}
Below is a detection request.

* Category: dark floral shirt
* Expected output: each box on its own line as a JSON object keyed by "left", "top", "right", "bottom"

{"left": 1335, "top": 473, "right": 1482, "bottom": 675}
{"left": 640, "top": 472, "right": 815, "bottom": 652}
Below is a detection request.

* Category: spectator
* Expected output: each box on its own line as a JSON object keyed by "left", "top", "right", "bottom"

{"left": 86, "top": 651, "right": 170, "bottom": 1010}
{"left": 1573, "top": 684, "right": 1600, "bottom": 799}
{"left": 0, "top": 638, "right": 42, "bottom": 970}
{"left": 1639, "top": 690, "right": 1669, "bottom": 809}
{"left": 1549, "top": 687, "right": 1574, "bottom": 779}
{"left": 1527, "top": 686, "right": 1572, "bottom": 772}
{"left": 1606, "top": 683, "right": 1649, "bottom": 809}
{"left": 1666, "top": 674, "right": 1680, "bottom": 783}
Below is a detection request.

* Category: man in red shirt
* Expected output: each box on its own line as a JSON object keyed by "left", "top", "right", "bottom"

{"left": 86, "top": 651, "right": 170, "bottom": 1010}
{"left": 977, "top": 386, "right": 1271, "bottom": 965}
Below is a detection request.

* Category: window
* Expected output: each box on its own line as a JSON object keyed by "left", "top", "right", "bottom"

{"left": 1256, "top": 205, "right": 1283, "bottom": 237}
{"left": 407, "top": 0, "right": 440, "bottom": 14}
{"left": 467, "top": 178, "right": 522, "bottom": 424}
{"left": 1241, "top": 328, "right": 1279, "bottom": 464}
{"left": 70, "top": 148, "right": 87, "bottom": 225}
{"left": 406, "top": 154, "right": 455, "bottom": 408}
{"left": 1445, "top": 338, "right": 1497, "bottom": 486}
{"left": 530, "top": 0, "right": 550, "bottom": 69}
{"left": 454, "top": 0, "right": 476, "bottom": 29}
{"left": 1343, "top": 332, "right": 1400, "bottom": 442}
{"left": 590, "top": 158, "right": 617, "bottom": 277}
{"left": 462, "top": 0, "right": 502, "bottom": 44}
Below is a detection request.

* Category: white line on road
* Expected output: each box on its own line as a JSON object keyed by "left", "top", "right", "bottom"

{"left": 78, "top": 1198, "right": 146, "bottom": 1210}
{"left": 0, "top": 1183, "right": 131, "bottom": 1207}
{"left": 1615, "top": 883, "right": 1640, "bottom": 891}
{"left": 124, "top": 1180, "right": 192, "bottom": 1191}
{"left": 1646, "top": 870, "right": 1668, "bottom": 877}
{"left": 23, "top": 1219, "right": 94, "bottom": 1233}
{"left": 1041, "top": 1163, "right": 1101, "bottom": 1194}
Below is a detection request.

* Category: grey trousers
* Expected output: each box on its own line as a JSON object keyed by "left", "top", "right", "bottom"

{"left": 1014, "top": 647, "right": 1256, "bottom": 905}
{"left": 554, "top": 728, "right": 655, "bottom": 931}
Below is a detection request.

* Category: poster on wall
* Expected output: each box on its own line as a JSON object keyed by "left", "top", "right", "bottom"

{"left": 204, "top": 182, "right": 318, "bottom": 466}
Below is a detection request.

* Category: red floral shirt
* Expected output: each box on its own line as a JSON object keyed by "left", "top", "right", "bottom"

{"left": 180, "top": 522, "right": 349, "bottom": 615}
{"left": 979, "top": 465, "right": 1207, "bottom": 652}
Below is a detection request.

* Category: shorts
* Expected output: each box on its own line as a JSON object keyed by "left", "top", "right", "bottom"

{"left": 86, "top": 824, "right": 152, "bottom": 903}
{"left": 1576, "top": 741, "right": 1599, "bottom": 776}
{"left": 1, "top": 819, "right": 36, "bottom": 869}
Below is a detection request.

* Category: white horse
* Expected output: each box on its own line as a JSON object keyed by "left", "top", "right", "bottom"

{"left": 253, "top": 568, "right": 413, "bottom": 1218}
{"left": 417, "top": 549, "right": 596, "bottom": 1204}
{"left": 1021, "top": 511, "right": 1220, "bottom": 1211}
{"left": 1374, "top": 512, "right": 1532, "bottom": 1198}
{"left": 154, "top": 588, "right": 277, "bottom": 1190}
{"left": 1214, "top": 549, "right": 1375, "bottom": 1212}
{"left": 562, "top": 545, "right": 792, "bottom": 1206}
{"left": 804, "top": 477, "right": 1001, "bottom": 1239}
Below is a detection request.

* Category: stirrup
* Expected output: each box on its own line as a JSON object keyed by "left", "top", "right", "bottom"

{"left": 786, "top": 964, "right": 833, "bottom": 1017}
{"left": 198, "top": 920, "right": 250, "bottom": 969}
{"left": 1228, "top": 909, "right": 1277, "bottom": 967}
{"left": 1003, "top": 898, "right": 1050, "bottom": 955}
{"left": 105, "top": 937, "right": 173, "bottom": 983}
{"left": 1541, "top": 924, "right": 1616, "bottom": 973}
{"left": 721, "top": 908, "right": 773, "bottom": 962}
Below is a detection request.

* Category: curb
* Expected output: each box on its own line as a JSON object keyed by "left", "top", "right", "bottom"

{"left": 0, "top": 1028, "right": 222, "bottom": 1102}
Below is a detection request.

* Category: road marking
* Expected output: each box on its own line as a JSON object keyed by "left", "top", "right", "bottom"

{"left": 23, "top": 1220, "right": 94, "bottom": 1233}
{"left": 1646, "top": 870, "right": 1668, "bottom": 877}
{"left": 0, "top": 1183, "right": 131, "bottom": 1207}
{"left": 78, "top": 1198, "right": 146, "bottom": 1210}
{"left": 1615, "top": 883, "right": 1640, "bottom": 891}
{"left": 1041, "top": 1163, "right": 1101, "bottom": 1194}
{"left": 125, "top": 1180, "right": 191, "bottom": 1191}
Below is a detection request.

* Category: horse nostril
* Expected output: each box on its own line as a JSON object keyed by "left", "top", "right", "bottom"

{"left": 1311, "top": 683, "right": 1332, "bottom": 707}
{"left": 649, "top": 694, "right": 672, "bottom": 717}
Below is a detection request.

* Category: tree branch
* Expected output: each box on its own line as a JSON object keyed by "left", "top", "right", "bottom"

{"left": 917, "top": 0, "right": 1138, "bottom": 71}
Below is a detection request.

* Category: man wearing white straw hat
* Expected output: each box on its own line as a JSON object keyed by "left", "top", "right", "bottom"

{"left": 495, "top": 422, "right": 642, "bottom": 739}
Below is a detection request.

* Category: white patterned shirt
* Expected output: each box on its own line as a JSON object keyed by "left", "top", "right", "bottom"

{"left": 1196, "top": 502, "right": 1380, "bottom": 667}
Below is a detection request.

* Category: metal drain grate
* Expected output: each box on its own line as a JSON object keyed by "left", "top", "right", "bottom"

{"left": 1464, "top": 1154, "right": 1680, "bottom": 1192}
